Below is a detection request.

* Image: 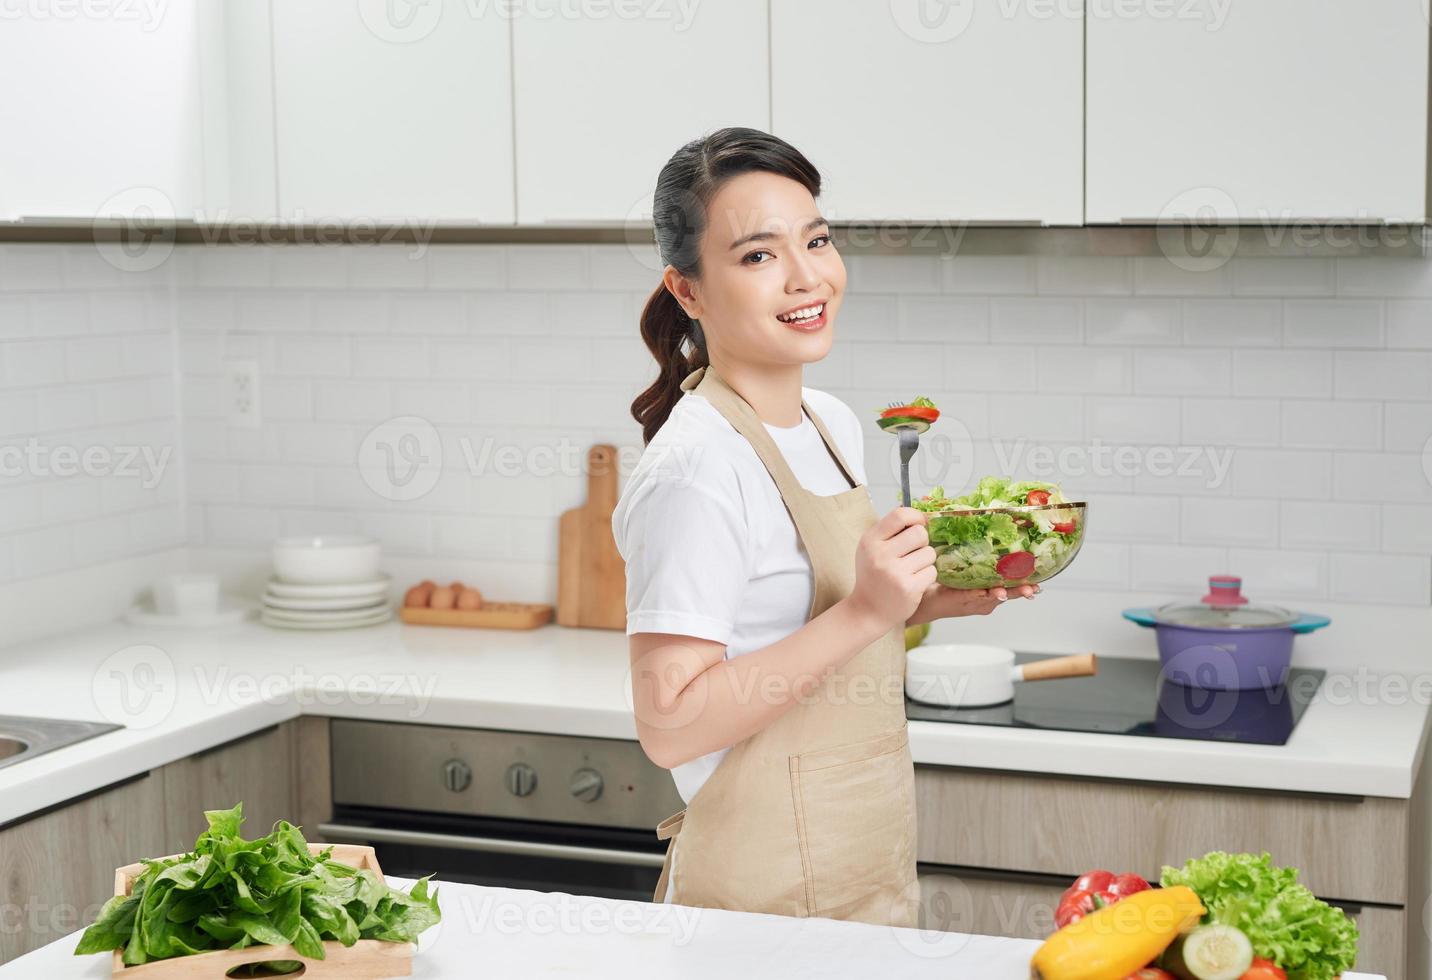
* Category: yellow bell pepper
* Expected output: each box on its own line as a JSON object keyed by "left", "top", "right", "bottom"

{"left": 1029, "top": 885, "right": 1205, "bottom": 980}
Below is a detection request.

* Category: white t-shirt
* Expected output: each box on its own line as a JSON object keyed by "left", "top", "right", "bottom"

{"left": 612, "top": 384, "right": 869, "bottom": 807}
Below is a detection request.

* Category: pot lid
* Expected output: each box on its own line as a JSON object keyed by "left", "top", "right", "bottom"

{"left": 1153, "top": 575, "right": 1298, "bottom": 629}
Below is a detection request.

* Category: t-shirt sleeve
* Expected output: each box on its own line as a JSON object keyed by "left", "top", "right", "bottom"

{"left": 615, "top": 475, "right": 749, "bottom": 644}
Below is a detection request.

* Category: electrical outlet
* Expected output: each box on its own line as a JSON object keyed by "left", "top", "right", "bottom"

{"left": 226, "top": 359, "right": 261, "bottom": 428}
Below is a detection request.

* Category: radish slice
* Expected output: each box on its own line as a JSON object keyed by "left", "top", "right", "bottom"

{"left": 995, "top": 551, "right": 1036, "bottom": 579}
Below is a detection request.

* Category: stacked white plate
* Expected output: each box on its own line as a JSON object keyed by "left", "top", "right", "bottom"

{"left": 260, "top": 575, "right": 393, "bottom": 630}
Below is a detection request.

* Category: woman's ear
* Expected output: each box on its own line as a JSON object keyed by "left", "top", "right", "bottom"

{"left": 663, "top": 265, "right": 700, "bottom": 320}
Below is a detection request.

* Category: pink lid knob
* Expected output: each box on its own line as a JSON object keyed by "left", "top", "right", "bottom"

{"left": 1202, "top": 575, "right": 1249, "bottom": 606}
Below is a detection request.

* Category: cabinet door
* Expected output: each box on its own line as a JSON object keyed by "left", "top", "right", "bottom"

{"left": 770, "top": 0, "right": 1083, "bottom": 224}
{"left": 0, "top": 10, "right": 203, "bottom": 219}
{"left": 1087, "top": 0, "right": 1430, "bottom": 223}
{"left": 160, "top": 723, "right": 296, "bottom": 853}
{"left": 916, "top": 867, "right": 1066, "bottom": 940}
{"left": 513, "top": 1, "right": 768, "bottom": 223}
{"left": 0, "top": 772, "right": 168, "bottom": 962}
{"left": 1349, "top": 904, "right": 1406, "bottom": 980}
{"left": 914, "top": 766, "right": 1408, "bottom": 905}
{"left": 271, "top": 0, "right": 514, "bottom": 222}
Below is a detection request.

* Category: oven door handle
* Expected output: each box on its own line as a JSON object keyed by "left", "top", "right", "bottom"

{"left": 317, "top": 822, "right": 668, "bottom": 869}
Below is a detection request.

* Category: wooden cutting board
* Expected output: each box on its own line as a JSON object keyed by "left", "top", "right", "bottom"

{"left": 557, "top": 444, "right": 627, "bottom": 630}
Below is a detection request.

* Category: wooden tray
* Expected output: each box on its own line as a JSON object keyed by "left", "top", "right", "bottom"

{"left": 109, "top": 843, "right": 412, "bottom": 979}
{"left": 399, "top": 602, "right": 553, "bottom": 630}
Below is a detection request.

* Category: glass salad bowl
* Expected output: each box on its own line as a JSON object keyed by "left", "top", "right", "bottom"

{"left": 914, "top": 479, "right": 1088, "bottom": 590}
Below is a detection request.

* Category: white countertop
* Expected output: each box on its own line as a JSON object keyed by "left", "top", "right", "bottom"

{"left": 0, "top": 614, "right": 1428, "bottom": 827}
{"left": 2, "top": 874, "right": 1386, "bottom": 980}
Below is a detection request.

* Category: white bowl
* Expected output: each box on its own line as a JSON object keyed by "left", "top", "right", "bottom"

{"left": 272, "top": 535, "right": 382, "bottom": 585}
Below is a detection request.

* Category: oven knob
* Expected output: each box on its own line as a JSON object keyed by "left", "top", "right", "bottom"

{"left": 442, "top": 759, "right": 472, "bottom": 793}
{"left": 569, "top": 768, "right": 603, "bottom": 803}
{"left": 506, "top": 762, "right": 537, "bottom": 797}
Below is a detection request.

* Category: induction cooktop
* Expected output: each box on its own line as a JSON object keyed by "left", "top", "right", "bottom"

{"left": 903, "top": 653, "right": 1324, "bottom": 746}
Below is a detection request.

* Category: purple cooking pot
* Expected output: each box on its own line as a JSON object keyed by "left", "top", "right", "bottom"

{"left": 1122, "top": 575, "right": 1330, "bottom": 691}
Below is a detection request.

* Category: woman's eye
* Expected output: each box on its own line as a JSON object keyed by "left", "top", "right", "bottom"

{"left": 744, "top": 250, "right": 773, "bottom": 265}
{"left": 809, "top": 234, "right": 831, "bottom": 248}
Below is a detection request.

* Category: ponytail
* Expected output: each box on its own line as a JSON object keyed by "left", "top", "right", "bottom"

{"left": 629, "top": 127, "right": 823, "bottom": 446}
{"left": 633, "top": 285, "right": 707, "bottom": 446}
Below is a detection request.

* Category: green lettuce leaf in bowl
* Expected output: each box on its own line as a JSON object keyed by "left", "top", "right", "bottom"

{"left": 913, "top": 477, "right": 1085, "bottom": 589}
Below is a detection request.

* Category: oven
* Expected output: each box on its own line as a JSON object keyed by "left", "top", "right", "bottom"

{"left": 319, "top": 719, "right": 683, "bottom": 903}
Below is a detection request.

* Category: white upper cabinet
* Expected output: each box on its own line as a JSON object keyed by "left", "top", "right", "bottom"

{"left": 1087, "top": 0, "right": 1431, "bottom": 223}
{"left": 512, "top": 1, "right": 768, "bottom": 224}
{"left": 770, "top": 0, "right": 1084, "bottom": 225}
{"left": 197, "top": 0, "right": 279, "bottom": 222}
{"left": 271, "top": 0, "right": 514, "bottom": 223}
{"left": 0, "top": 7, "right": 203, "bottom": 220}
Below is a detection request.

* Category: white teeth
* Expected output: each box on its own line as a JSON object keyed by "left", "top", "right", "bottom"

{"left": 777, "top": 303, "right": 824, "bottom": 322}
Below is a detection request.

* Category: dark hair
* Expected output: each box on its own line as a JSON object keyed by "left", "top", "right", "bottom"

{"left": 631, "top": 127, "right": 822, "bottom": 445}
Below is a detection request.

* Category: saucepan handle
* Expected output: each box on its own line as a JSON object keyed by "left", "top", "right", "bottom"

{"left": 1121, "top": 608, "right": 1158, "bottom": 628}
{"left": 1290, "top": 613, "right": 1332, "bottom": 634}
{"left": 1017, "top": 653, "right": 1098, "bottom": 683}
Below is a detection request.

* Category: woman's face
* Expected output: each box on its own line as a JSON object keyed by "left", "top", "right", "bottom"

{"left": 673, "top": 171, "right": 845, "bottom": 369}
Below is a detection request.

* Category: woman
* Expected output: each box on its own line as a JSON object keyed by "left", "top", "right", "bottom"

{"left": 611, "top": 127, "right": 1037, "bottom": 928}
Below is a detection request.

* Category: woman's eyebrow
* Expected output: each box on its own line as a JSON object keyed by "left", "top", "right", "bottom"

{"left": 727, "top": 216, "right": 829, "bottom": 252}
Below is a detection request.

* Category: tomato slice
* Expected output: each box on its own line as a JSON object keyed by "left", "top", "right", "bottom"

{"left": 1052, "top": 520, "right": 1077, "bottom": 534}
{"left": 879, "top": 405, "right": 940, "bottom": 422}
{"left": 1240, "top": 959, "right": 1287, "bottom": 980}
{"left": 1025, "top": 489, "right": 1050, "bottom": 506}
{"left": 995, "top": 551, "right": 1036, "bottom": 579}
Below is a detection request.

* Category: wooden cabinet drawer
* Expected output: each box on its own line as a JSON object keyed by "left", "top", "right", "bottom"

{"left": 1349, "top": 905, "right": 1406, "bottom": 980}
{"left": 916, "top": 866, "right": 1066, "bottom": 941}
{"left": 915, "top": 766, "right": 1408, "bottom": 905}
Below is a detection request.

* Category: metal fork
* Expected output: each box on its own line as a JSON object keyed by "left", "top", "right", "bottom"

{"left": 886, "top": 401, "right": 925, "bottom": 508}
{"left": 897, "top": 428, "right": 918, "bottom": 507}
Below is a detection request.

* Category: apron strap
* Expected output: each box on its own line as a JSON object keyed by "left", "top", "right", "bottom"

{"left": 680, "top": 366, "right": 858, "bottom": 498}
{"left": 651, "top": 808, "right": 686, "bottom": 904}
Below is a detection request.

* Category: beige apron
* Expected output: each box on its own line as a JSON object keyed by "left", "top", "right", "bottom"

{"left": 648, "top": 364, "right": 920, "bottom": 928}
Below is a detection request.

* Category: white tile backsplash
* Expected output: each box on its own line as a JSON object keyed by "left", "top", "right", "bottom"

{"left": 3, "top": 245, "right": 1431, "bottom": 625}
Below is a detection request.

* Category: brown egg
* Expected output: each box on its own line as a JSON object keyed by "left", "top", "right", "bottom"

{"left": 429, "top": 586, "right": 456, "bottom": 610}
{"left": 456, "top": 587, "right": 484, "bottom": 610}
{"left": 404, "top": 581, "right": 436, "bottom": 608}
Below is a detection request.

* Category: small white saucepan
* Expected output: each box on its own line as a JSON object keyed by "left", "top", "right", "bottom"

{"left": 905, "top": 644, "right": 1098, "bottom": 708}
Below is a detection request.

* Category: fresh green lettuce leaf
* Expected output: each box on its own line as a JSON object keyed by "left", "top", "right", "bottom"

{"left": 1160, "top": 851, "right": 1358, "bottom": 980}
{"left": 74, "top": 802, "right": 441, "bottom": 965}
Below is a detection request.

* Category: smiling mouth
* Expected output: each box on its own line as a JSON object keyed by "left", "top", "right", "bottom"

{"left": 775, "top": 302, "right": 826, "bottom": 325}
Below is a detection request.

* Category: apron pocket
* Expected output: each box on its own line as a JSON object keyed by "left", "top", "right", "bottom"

{"left": 788, "top": 726, "right": 916, "bottom": 916}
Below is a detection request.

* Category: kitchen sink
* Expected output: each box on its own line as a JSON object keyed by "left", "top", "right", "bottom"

{"left": 0, "top": 715, "right": 123, "bottom": 773}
